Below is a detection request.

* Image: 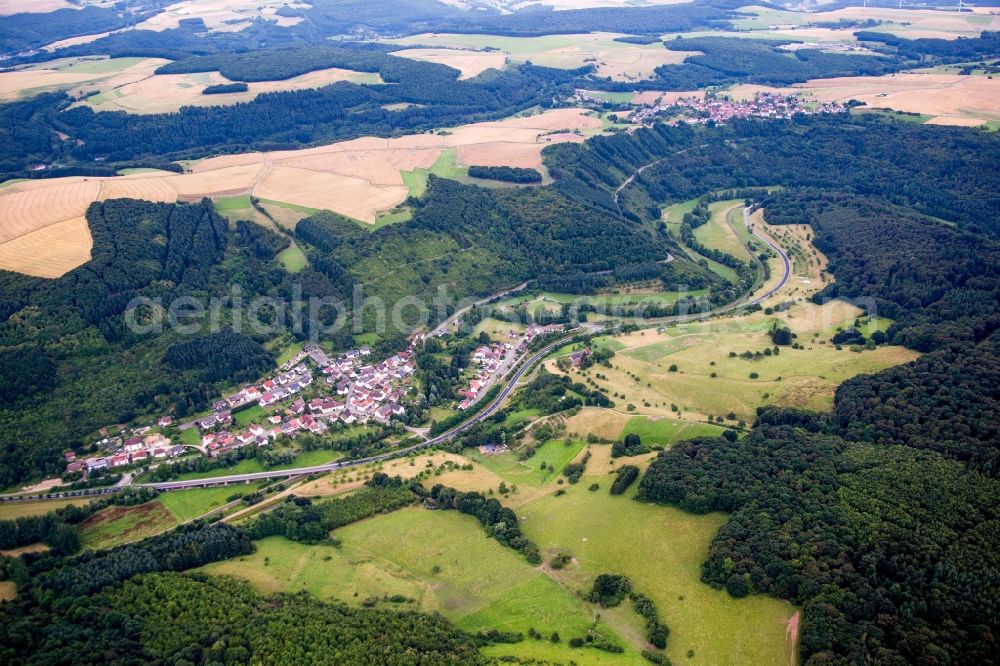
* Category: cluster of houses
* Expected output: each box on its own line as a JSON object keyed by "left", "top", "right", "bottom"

{"left": 67, "top": 426, "right": 186, "bottom": 476}
{"left": 457, "top": 342, "right": 512, "bottom": 410}
{"left": 631, "top": 92, "right": 846, "bottom": 125}
{"left": 196, "top": 342, "right": 417, "bottom": 458}
{"left": 454, "top": 324, "right": 564, "bottom": 411}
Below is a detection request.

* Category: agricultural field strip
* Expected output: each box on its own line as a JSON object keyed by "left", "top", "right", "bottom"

{"left": 0, "top": 108, "right": 600, "bottom": 277}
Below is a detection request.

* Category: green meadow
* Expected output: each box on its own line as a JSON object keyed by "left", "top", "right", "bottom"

{"left": 159, "top": 483, "right": 263, "bottom": 523}
{"left": 517, "top": 470, "right": 797, "bottom": 666}
{"left": 468, "top": 438, "right": 586, "bottom": 486}
{"left": 276, "top": 244, "right": 308, "bottom": 272}
{"left": 620, "top": 415, "right": 727, "bottom": 446}
{"left": 200, "top": 510, "right": 639, "bottom": 664}
{"left": 692, "top": 200, "right": 750, "bottom": 262}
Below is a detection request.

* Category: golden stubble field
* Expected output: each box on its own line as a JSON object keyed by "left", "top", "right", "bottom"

{"left": 390, "top": 32, "right": 698, "bottom": 81}
{"left": 134, "top": 0, "right": 308, "bottom": 33}
{"left": 730, "top": 72, "right": 1000, "bottom": 126}
{"left": 0, "top": 108, "right": 601, "bottom": 277}
{"left": 0, "top": 57, "right": 169, "bottom": 103}
{"left": 82, "top": 67, "right": 383, "bottom": 114}
{"left": 388, "top": 48, "right": 508, "bottom": 79}
{"left": 0, "top": 56, "right": 383, "bottom": 111}
{"left": 731, "top": 4, "right": 1000, "bottom": 40}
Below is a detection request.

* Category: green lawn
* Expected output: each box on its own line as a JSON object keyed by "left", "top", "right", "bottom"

{"left": 276, "top": 341, "right": 303, "bottom": 365}
{"left": 159, "top": 483, "right": 263, "bottom": 523}
{"left": 0, "top": 498, "right": 90, "bottom": 520}
{"left": 172, "top": 457, "right": 265, "bottom": 481}
{"left": 270, "top": 449, "right": 343, "bottom": 471}
{"left": 582, "top": 90, "right": 635, "bottom": 104}
{"left": 692, "top": 200, "right": 750, "bottom": 261}
{"left": 63, "top": 56, "right": 150, "bottom": 74}
{"left": 469, "top": 439, "right": 586, "bottom": 486}
{"left": 518, "top": 472, "right": 797, "bottom": 666}
{"left": 117, "top": 167, "right": 173, "bottom": 175}
{"left": 501, "top": 408, "right": 541, "bottom": 427}
{"left": 178, "top": 427, "right": 201, "bottom": 446}
{"left": 213, "top": 194, "right": 252, "bottom": 212}
{"left": 256, "top": 198, "right": 321, "bottom": 216}
{"left": 234, "top": 404, "right": 266, "bottom": 427}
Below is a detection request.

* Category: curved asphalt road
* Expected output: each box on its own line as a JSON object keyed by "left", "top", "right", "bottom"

{"left": 2, "top": 209, "right": 791, "bottom": 501}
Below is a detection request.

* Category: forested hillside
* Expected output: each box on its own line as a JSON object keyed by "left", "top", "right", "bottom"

{"left": 297, "top": 177, "right": 679, "bottom": 309}
{"left": 634, "top": 160, "right": 1000, "bottom": 663}
{"left": 0, "top": 200, "right": 294, "bottom": 488}
{"left": 546, "top": 114, "right": 1000, "bottom": 235}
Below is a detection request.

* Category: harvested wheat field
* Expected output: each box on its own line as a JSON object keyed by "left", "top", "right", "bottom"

{"left": 82, "top": 67, "right": 382, "bottom": 114}
{"left": 518, "top": 0, "right": 691, "bottom": 9}
{"left": 0, "top": 217, "right": 93, "bottom": 278}
{"left": 135, "top": 0, "right": 308, "bottom": 32}
{"left": 391, "top": 32, "right": 696, "bottom": 81}
{"left": 0, "top": 180, "right": 100, "bottom": 245}
{"left": 389, "top": 48, "right": 507, "bottom": 79}
{"left": 730, "top": 73, "right": 1000, "bottom": 125}
{"left": 924, "top": 115, "right": 989, "bottom": 127}
{"left": 824, "top": 6, "right": 1000, "bottom": 40}
{"left": 255, "top": 167, "right": 410, "bottom": 223}
{"left": 0, "top": 57, "right": 168, "bottom": 102}
{"left": 0, "top": 108, "right": 602, "bottom": 276}
{"left": 0, "top": 0, "right": 77, "bottom": 14}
